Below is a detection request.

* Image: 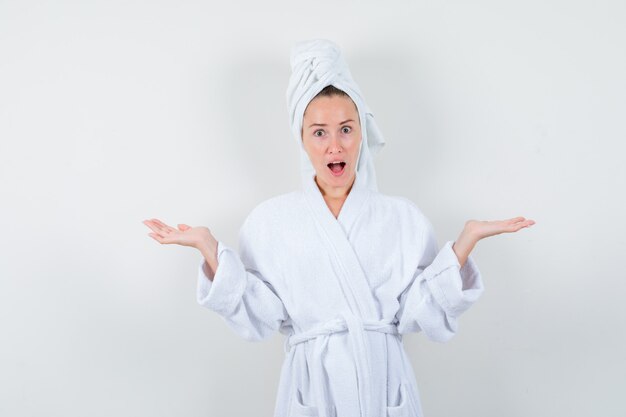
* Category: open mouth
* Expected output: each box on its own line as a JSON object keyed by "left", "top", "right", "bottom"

{"left": 327, "top": 161, "right": 346, "bottom": 176}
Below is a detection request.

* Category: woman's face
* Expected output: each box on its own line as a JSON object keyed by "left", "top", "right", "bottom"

{"left": 301, "top": 94, "right": 362, "bottom": 193}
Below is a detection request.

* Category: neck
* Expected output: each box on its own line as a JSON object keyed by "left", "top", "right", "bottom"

{"left": 314, "top": 172, "right": 356, "bottom": 201}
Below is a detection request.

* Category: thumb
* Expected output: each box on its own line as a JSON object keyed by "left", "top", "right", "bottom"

{"left": 177, "top": 224, "right": 191, "bottom": 231}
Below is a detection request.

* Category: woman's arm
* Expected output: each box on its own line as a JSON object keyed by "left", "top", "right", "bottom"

{"left": 395, "top": 215, "right": 484, "bottom": 342}
{"left": 451, "top": 229, "right": 476, "bottom": 268}
{"left": 195, "top": 237, "right": 289, "bottom": 342}
{"left": 143, "top": 217, "right": 289, "bottom": 342}
{"left": 197, "top": 240, "right": 219, "bottom": 280}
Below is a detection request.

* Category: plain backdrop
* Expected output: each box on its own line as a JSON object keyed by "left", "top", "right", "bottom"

{"left": 1, "top": 1, "right": 625, "bottom": 416}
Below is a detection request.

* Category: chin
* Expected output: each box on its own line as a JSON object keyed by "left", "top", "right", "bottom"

{"left": 322, "top": 169, "right": 355, "bottom": 186}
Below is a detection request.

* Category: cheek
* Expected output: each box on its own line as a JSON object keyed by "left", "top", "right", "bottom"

{"left": 310, "top": 141, "right": 326, "bottom": 153}
{"left": 304, "top": 142, "right": 325, "bottom": 162}
{"left": 349, "top": 138, "right": 362, "bottom": 153}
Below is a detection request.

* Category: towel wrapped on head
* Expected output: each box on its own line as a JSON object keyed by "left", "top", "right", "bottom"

{"left": 286, "top": 39, "right": 386, "bottom": 191}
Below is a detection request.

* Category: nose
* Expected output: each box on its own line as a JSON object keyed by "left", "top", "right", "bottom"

{"left": 327, "top": 133, "right": 343, "bottom": 154}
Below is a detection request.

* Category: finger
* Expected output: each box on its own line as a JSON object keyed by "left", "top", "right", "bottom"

{"left": 143, "top": 220, "right": 162, "bottom": 234}
{"left": 151, "top": 218, "right": 173, "bottom": 231}
{"left": 147, "top": 219, "right": 166, "bottom": 233}
{"left": 506, "top": 220, "right": 535, "bottom": 232}
{"left": 516, "top": 220, "right": 535, "bottom": 228}
{"left": 151, "top": 219, "right": 176, "bottom": 234}
{"left": 149, "top": 233, "right": 174, "bottom": 244}
{"left": 507, "top": 216, "right": 525, "bottom": 224}
{"left": 148, "top": 233, "right": 164, "bottom": 243}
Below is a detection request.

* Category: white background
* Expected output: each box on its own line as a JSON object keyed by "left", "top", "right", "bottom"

{"left": 1, "top": 1, "right": 625, "bottom": 416}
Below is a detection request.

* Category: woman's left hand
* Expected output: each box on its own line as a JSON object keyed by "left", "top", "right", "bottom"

{"left": 464, "top": 216, "right": 536, "bottom": 242}
{"left": 452, "top": 216, "right": 535, "bottom": 267}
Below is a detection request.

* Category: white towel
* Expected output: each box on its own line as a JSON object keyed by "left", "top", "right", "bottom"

{"left": 286, "top": 39, "right": 386, "bottom": 192}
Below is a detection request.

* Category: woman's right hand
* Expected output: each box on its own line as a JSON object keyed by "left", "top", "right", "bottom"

{"left": 143, "top": 218, "right": 219, "bottom": 280}
{"left": 142, "top": 218, "right": 216, "bottom": 251}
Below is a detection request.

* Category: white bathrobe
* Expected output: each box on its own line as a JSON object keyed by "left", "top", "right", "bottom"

{"left": 196, "top": 169, "right": 484, "bottom": 417}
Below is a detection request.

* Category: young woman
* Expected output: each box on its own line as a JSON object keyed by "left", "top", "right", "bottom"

{"left": 143, "top": 39, "right": 535, "bottom": 417}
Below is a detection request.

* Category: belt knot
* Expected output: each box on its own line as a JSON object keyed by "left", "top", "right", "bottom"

{"left": 284, "top": 313, "right": 400, "bottom": 353}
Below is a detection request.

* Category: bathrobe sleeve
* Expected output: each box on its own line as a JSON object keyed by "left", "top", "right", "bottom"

{"left": 196, "top": 216, "right": 289, "bottom": 342}
{"left": 395, "top": 214, "right": 484, "bottom": 342}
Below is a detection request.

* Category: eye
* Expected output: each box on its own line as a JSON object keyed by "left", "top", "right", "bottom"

{"left": 313, "top": 129, "right": 324, "bottom": 137}
{"left": 341, "top": 126, "right": 351, "bottom": 134}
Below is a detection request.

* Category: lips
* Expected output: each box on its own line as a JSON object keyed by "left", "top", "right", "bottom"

{"left": 327, "top": 161, "right": 346, "bottom": 176}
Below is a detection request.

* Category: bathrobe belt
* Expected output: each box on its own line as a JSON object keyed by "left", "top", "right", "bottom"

{"left": 285, "top": 311, "right": 401, "bottom": 417}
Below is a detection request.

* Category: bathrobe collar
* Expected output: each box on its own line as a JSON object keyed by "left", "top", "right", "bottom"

{"left": 302, "top": 168, "right": 370, "bottom": 235}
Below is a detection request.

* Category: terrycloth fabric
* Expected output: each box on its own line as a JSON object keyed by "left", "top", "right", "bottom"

{"left": 197, "top": 169, "right": 485, "bottom": 417}
{"left": 286, "top": 38, "right": 386, "bottom": 192}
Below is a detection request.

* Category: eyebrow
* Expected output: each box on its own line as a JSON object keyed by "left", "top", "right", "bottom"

{"left": 308, "top": 119, "right": 355, "bottom": 128}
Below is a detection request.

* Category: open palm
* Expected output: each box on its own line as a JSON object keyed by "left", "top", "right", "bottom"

{"left": 465, "top": 216, "right": 535, "bottom": 241}
{"left": 142, "top": 218, "right": 212, "bottom": 249}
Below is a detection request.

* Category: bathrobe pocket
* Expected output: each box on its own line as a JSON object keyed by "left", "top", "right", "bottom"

{"left": 387, "top": 381, "right": 413, "bottom": 417}
{"left": 289, "top": 387, "right": 336, "bottom": 417}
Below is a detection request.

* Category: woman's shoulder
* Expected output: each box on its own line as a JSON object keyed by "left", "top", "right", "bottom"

{"left": 371, "top": 191, "right": 428, "bottom": 223}
{"left": 240, "top": 190, "right": 302, "bottom": 235}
